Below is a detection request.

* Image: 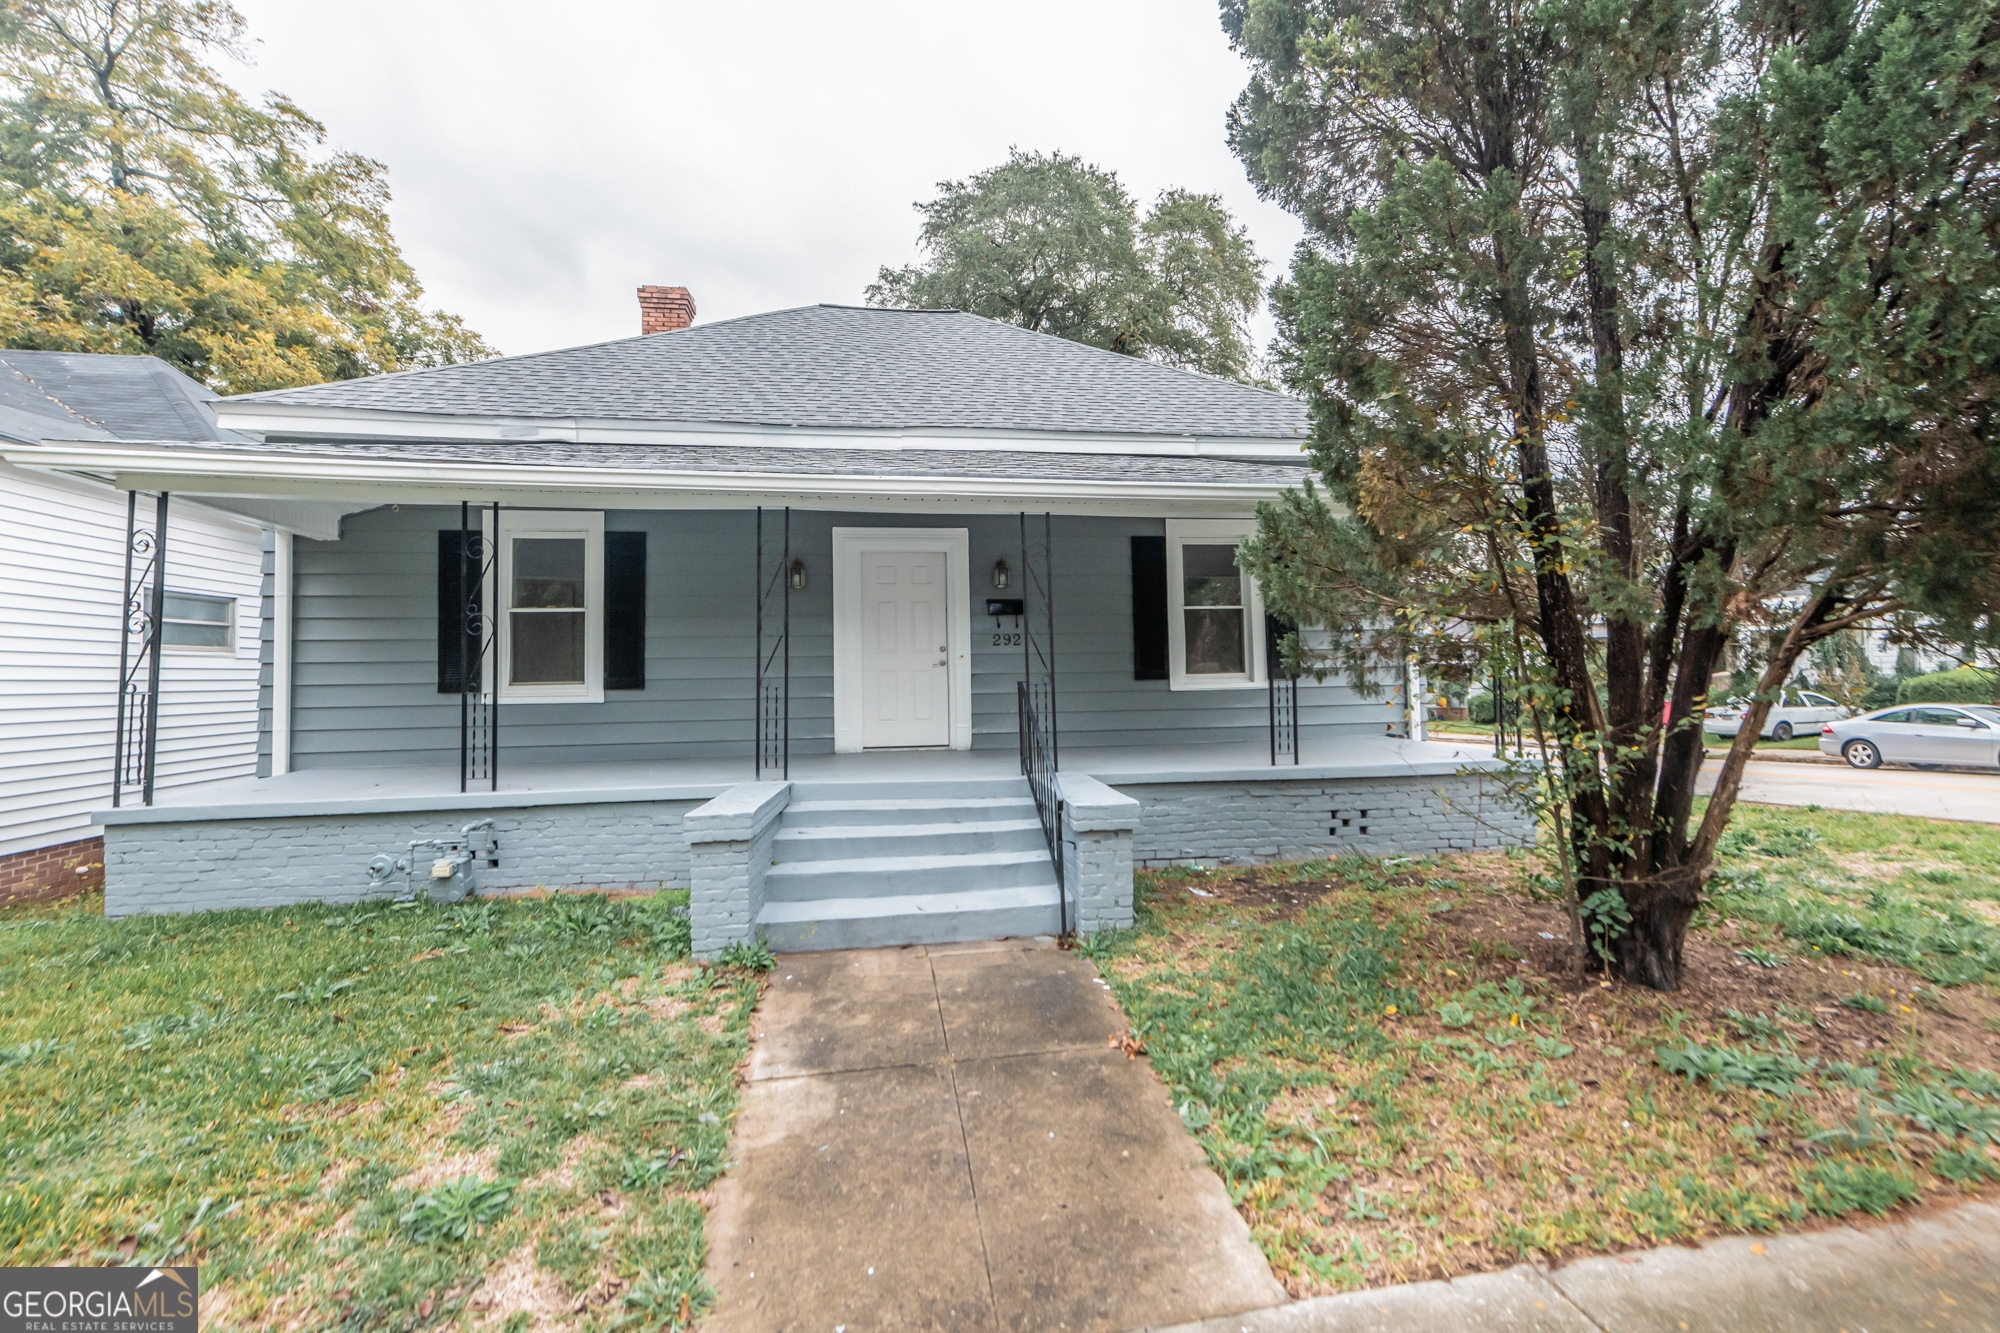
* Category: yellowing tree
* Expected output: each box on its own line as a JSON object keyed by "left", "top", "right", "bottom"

{"left": 0, "top": 0, "right": 493, "bottom": 392}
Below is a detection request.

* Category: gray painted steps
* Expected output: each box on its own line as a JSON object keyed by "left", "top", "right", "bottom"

{"left": 783, "top": 796, "right": 1038, "bottom": 826}
{"left": 758, "top": 776, "right": 1060, "bottom": 949}
{"left": 763, "top": 848, "right": 1055, "bottom": 901}
{"left": 771, "top": 817, "right": 1045, "bottom": 860}
{"left": 758, "top": 884, "right": 1061, "bottom": 951}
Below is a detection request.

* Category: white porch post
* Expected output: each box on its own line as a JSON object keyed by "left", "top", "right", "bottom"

{"left": 271, "top": 529, "right": 294, "bottom": 776}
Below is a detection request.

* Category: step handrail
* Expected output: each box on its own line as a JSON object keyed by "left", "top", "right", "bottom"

{"left": 1017, "top": 679, "right": 1069, "bottom": 935}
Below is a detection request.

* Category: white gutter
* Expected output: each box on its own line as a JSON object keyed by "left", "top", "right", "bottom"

{"left": 0, "top": 439, "right": 1310, "bottom": 518}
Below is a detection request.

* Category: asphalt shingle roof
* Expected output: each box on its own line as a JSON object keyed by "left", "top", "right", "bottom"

{"left": 0, "top": 350, "right": 237, "bottom": 445}
{"left": 236, "top": 306, "right": 1310, "bottom": 440}
{"left": 139, "top": 436, "right": 1312, "bottom": 486}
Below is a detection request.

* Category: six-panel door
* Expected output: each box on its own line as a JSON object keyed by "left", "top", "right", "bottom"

{"left": 860, "top": 548, "right": 951, "bottom": 748}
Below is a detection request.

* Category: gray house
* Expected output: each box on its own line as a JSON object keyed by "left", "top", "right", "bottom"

{"left": 3, "top": 298, "right": 1526, "bottom": 952}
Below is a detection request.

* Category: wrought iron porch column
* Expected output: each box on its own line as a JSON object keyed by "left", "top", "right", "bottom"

{"left": 141, "top": 492, "right": 168, "bottom": 805}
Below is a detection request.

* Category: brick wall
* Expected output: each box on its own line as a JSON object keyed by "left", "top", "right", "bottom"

{"left": 637, "top": 286, "right": 696, "bottom": 334}
{"left": 102, "top": 802, "right": 699, "bottom": 917}
{"left": 0, "top": 836, "right": 105, "bottom": 905}
{"left": 1115, "top": 772, "right": 1535, "bottom": 867}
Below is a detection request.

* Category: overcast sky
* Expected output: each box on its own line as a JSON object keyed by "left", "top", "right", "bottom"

{"left": 226, "top": 0, "right": 1303, "bottom": 359}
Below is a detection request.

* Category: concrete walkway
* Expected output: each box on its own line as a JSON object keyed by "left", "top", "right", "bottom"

{"left": 703, "top": 939, "right": 1284, "bottom": 1332}
{"left": 1149, "top": 1202, "right": 2000, "bottom": 1332}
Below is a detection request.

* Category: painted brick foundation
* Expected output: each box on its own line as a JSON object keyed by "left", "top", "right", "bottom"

{"left": 1116, "top": 772, "right": 1533, "bottom": 866}
{"left": 0, "top": 836, "right": 105, "bottom": 905}
{"left": 101, "top": 802, "right": 698, "bottom": 917}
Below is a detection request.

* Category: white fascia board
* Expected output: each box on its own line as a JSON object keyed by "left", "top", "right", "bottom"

{"left": 0, "top": 440, "right": 1308, "bottom": 518}
{"left": 210, "top": 401, "right": 1311, "bottom": 460}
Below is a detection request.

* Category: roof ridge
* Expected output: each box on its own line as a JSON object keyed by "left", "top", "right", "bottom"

{"left": 228, "top": 303, "right": 866, "bottom": 403}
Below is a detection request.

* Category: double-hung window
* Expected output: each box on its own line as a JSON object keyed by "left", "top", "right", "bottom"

{"left": 1165, "top": 520, "right": 1266, "bottom": 689}
{"left": 496, "top": 511, "right": 604, "bottom": 703}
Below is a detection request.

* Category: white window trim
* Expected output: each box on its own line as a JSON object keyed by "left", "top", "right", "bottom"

{"left": 831, "top": 527, "right": 972, "bottom": 753}
{"left": 496, "top": 509, "right": 604, "bottom": 705}
{"left": 1166, "top": 518, "right": 1266, "bottom": 690}
{"left": 154, "top": 588, "right": 239, "bottom": 655}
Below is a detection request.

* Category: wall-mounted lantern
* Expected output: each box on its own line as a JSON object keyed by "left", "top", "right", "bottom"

{"left": 789, "top": 558, "right": 808, "bottom": 591}
{"left": 991, "top": 558, "right": 1010, "bottom": 590}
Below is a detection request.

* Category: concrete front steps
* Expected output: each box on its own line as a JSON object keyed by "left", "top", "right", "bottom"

{"left": 757, "top": 777, "right": 1061, "bottom": 951}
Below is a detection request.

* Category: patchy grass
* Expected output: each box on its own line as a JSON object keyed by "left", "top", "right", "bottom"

{"left": 1096, "top": 806, "right": 2000, "bottom": 1298}
{"left": 0, "top": 888, "right": 752, "bottom": 1332}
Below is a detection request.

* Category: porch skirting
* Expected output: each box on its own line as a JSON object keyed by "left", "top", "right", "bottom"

{"left": 92, "top": 745, "right": 1531, "bottom": 925}
{"left": 100, "top": 799, "right": 700, "bottom": 917}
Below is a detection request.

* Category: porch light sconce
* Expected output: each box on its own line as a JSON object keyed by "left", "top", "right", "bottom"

{"left": 991, "top": 558, "right": 1010, "bottom": 590}
{"left": 788, "top": 558, "right": 808, "bottom": 592}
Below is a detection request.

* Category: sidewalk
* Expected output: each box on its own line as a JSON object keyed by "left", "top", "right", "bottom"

{"left": 702, "top": 939, "right": 1284, "bottom": 1331}
{"left": 1146, "top": 1201, "right": 2000, "bottom": 1332}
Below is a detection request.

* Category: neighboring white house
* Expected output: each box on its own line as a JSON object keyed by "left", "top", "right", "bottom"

{"left": 0, "top": 351, "right": 267, "bottom": 898}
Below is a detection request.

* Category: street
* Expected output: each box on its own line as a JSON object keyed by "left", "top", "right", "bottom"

{"left": 1700, "top": 757, "right": 2000, "bottom": 824}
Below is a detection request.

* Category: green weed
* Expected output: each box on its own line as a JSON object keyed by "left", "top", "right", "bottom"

{"left": 1797, "top": 1161, "right": 1920, "bottom": 1217}
{"left": 400, "top": 1175, "right": 516, "bottom": 1244}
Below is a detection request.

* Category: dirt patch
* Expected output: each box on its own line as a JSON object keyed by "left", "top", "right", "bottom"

{"left": 392, "top": 1145, "right": 500, "bottom": 1194}
{"left": 468, "top": 1244, "right": 573, "bottom": 1332}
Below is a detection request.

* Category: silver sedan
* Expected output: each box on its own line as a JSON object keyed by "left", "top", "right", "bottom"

{"left": 1820, "top": 704, "right": 2000, "bottom": 769}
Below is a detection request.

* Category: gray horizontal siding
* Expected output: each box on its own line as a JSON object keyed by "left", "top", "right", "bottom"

{"left": 289, "top": 506, "right": 1393, "bottom": 771}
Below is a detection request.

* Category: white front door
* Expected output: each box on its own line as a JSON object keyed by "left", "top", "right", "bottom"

{"left": 859, "top": 548, "right": 951, "bottom": 748}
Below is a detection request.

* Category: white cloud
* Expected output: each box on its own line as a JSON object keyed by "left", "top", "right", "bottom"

{"left": 228, "top": 0, "right": 1303, "bottom": 357}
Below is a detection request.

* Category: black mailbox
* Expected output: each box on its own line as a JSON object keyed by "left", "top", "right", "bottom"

{"left": 986, "top": 599, "right": 1024, "bottom": 617}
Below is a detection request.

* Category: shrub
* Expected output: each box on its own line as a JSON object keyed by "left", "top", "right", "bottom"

{"left": 1469, "top": 693, "right": 1496, "bottom": 724}
{"left": 1896, "top": 666, "right": 1999, "bottom": 705}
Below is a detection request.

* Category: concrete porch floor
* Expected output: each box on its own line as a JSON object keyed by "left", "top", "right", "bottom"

{"left": 106, "top": 735, "right": 1502, "bottom": 822}
{"left": 702, "top": 940, "right": 1285, "bottom": 1332}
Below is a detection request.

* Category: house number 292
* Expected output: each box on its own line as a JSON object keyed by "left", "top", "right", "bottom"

{"left": 991, "top": 632, "right": 1023, "bottom": 647}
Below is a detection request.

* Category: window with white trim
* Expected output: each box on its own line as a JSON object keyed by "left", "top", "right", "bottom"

{"left": 497, "top": 510, "right": 604, "bottom": 703}
{"left": 1166, "top": 520, "right": 1266, "bottom": 689}
{"left": 154, "top": 590, "right": 237, "bottom": 653}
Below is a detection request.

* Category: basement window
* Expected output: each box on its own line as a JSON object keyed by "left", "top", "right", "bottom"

{"left": 1165, "top": 520, "right": 1266, "bottom": 690}
{"left": 497, "top": 510, "right": 603, "bottom": 703}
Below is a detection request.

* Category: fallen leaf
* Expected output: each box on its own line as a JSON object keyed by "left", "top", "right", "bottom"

{"left": 1109, "top": 1032, "right": 1146, "bottom": 1060}
{"left": 499, "top": 1022, "right": 532, "bottom": 1035}
{"left": 417, "top": 1295, "right": 434, "bottom": 1319}
{"left": 410, "top": 949, "right": 446, "bottom": 963}
{"left": 332, "top": 1289, "right": 352, "bottom": 1302}
{"left": 115, "top": 1236, "right": 136, "bottom": 1260}
{"left": 679, "top": 1293, "right": 691, "bottom": 1323}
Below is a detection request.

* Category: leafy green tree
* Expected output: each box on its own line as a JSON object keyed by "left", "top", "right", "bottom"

{"left": 1224, "top": 0, "right": 2000, "bottom": 989}
{"left": 866, "top": 149, "right": 1265, "bottom": 382}
{"left": 0, "top": 0, "right": 492, "bottom": 391}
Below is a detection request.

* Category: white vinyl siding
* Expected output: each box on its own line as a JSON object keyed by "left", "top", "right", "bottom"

{"left": 0, "top": 462, "right": 265, "bottom": 856}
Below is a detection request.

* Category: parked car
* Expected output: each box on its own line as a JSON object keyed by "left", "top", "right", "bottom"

{"left": 1821, "top": 704, "right": 2000, "bottom": 769}
{"left": 1704, "top": 689, "right": 1850, "bottom": 741}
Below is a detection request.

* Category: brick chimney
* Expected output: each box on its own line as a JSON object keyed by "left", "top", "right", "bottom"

{"left": 637, "top": 285, "right": 696, "bottom": 334}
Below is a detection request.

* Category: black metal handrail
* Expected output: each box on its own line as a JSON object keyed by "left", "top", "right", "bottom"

{"left": 754, "top": 506, "right": 791, "bottom": 779}
{"left": 1018, "top": 679, "right": 1068, "bottom": 935}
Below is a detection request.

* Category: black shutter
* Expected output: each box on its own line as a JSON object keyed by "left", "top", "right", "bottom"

{"left": 437, "top": 530, "right": 481, "bottom": 694}
{"left": 1131, "top": 534, "right": 1168, "bottom": 680}
{"left": 604, "top": 530, "right": 646, "bottom": 690}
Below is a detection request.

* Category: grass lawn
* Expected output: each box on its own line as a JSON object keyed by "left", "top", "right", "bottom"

{"left": 0, "top": 888, "right": 763, "bottom": 1332}
{"left": 1087, "top": 803, "right": 2000, "bottom": 1298}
